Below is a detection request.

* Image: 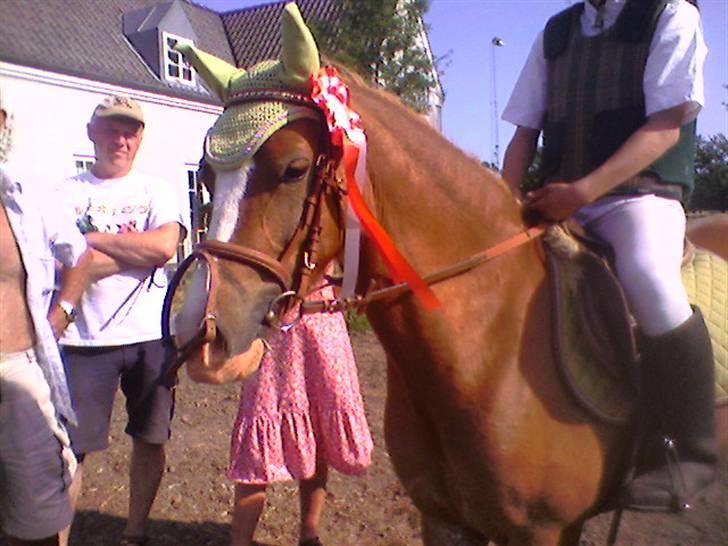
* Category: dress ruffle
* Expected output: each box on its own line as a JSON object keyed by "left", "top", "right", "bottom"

{"left": 227, "top": 403, "right": 372, "bottom": 483}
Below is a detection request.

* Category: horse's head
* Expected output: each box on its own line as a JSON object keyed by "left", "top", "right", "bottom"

{"left": 169, "top": 3, "right": 345, "bottom": 383}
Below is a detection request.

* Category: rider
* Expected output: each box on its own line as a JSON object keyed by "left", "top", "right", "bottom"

{"left": 501, "top": 0, "right": 716, "bottom": 511}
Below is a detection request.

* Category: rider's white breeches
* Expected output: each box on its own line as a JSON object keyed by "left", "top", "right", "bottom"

{"left": 575, "top": 194, "right": 693, "bottom": 336}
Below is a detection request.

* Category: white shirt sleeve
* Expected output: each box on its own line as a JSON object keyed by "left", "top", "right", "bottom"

{"left": 501, "top": 31, "right": 548, "bottom": 130}
{"left": 43, "top": 186, "right": 88, "bottom": 267}
{"left": 644, "top": 0, "right": 707, "bottom": 120}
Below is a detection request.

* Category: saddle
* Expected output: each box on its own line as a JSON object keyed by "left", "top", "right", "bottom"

{"left": 544, "top": 223, "right": 728, "bottom": 425}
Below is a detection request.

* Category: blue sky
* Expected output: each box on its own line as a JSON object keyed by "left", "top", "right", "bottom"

{"left": 197, "top": 0, "right": 728, "bottom": 163}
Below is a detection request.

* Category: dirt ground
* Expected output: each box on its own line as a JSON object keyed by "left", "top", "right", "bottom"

{"left": 4, "top": 330, "right": 726, "bottom": 546}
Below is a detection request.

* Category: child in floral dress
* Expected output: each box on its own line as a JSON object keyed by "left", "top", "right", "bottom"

{"left": 227, "top": 281, "right": 373, "bottom": 546}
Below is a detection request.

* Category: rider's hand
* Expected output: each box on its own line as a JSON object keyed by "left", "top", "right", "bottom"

{"left": 525, "top": 181, "right": 592, "bottom": 222}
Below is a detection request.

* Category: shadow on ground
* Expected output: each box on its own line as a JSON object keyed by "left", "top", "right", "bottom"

{"left": 69, "top": 511, "right": 230, "bottom": 546}
{"left": 0, "top": 511, "right": 230, "bottom": 546}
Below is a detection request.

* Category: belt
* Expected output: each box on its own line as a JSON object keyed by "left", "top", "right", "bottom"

{"left": 613, "top": 174, "right": 684, "bottom": 200}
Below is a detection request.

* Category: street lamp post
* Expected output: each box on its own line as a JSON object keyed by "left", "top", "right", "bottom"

{"left": 491, "top": 36, "right": 505, "bottom": 170}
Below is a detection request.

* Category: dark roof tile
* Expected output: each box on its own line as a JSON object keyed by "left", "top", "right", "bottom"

{"left": 221, "top": 0, "right": 342, "bottom": 68}
{"left": 0, "top": 0, "right": 235, "bottom": 103}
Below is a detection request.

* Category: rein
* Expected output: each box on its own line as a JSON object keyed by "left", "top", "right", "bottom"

{"left": 163, "top": 214, "right": 546, "bottom": 378}
{"left": 301, "top": 224, "right": 548, "bottom": 315}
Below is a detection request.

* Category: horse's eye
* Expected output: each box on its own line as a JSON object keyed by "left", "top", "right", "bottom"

{"left": 281, "top": 159, "right": 310, "bottom": 182}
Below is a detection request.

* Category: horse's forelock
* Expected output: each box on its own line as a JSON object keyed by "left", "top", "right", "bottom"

{"left": 208, "top": 161, "right": 252, "bottom": 242}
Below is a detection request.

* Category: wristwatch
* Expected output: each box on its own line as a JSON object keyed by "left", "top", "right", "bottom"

{"left": 57, "top": 300, "right": 78, "bottom": 323}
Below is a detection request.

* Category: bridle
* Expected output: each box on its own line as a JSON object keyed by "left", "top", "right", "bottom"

{"left": 161, "top": 89, "right": 549, "bottom": 378}
{"left": 161, "top": 93, "right": 346, "bottom": 375}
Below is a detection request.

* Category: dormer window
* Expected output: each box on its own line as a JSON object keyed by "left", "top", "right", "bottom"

{"left": 162, "top": 32, "right": 194, "bottom": 85}
{"left": 124, "top": 1, "right": 201, "bottom": 86}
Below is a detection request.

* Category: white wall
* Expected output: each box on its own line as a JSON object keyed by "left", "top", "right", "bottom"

{"left": 0, "top": 62, "right": 222, "bottom": 255}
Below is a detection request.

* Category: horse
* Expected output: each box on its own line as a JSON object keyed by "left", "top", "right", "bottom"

{"left": 686, "top": 212, "right": 728, "bottom": 453}
{"left": 168, "top": 4, "right": 710, "bottom": 545}
{"left": 687, "top": 212, "right": 728, "bottom": 262}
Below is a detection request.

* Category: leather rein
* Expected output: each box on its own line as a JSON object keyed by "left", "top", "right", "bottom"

{"left": 301, "top": 223, "right": 547, "bottom": 316}
{"left": 161, "top": 93, "right": 548, "bottom": 377}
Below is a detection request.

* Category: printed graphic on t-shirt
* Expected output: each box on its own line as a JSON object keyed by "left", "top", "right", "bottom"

{"left": 75, "top": 200, "right": 149, "bottom": 234}
{"left": 60, "top": 170, "right": 185, "bottom": 346}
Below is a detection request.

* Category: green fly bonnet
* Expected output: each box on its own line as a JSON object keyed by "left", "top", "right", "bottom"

{"left": 175, "top": 2, "right": 322, "bottom": 170}
{"left": 177, "top": 2, "right": 443, "bottom": 311}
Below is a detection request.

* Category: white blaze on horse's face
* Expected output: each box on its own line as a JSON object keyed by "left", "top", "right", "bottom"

{"left": 174, "top": 159, "right": 252, "bottom": 342}
{"left": 207, "top": 159, "right": 252, "bottom": 242}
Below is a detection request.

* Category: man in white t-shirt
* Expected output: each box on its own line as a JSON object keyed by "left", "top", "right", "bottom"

{"left": 60, "top": 95, "right": 186, "bottom": 545}
{"left": 502, "top": 0, "right": 716, "bottom": 512}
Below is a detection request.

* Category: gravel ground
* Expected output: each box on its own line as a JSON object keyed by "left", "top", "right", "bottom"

{"left": 2, "top": 330, "right": 725, "bottom": 545}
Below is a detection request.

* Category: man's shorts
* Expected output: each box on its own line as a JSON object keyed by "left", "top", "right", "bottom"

{"left": 0, "top": 349, "right": 76, "bottom": 540}
{"left": 62, "top": 339, "right": 175, "bottom": 455}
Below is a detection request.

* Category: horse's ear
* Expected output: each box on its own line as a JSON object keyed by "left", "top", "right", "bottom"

{"left": 174, "top": 43, "right": 240, "bottom": 102}
{"left": 279, "top": 2, "right": 320, "bottom": 90}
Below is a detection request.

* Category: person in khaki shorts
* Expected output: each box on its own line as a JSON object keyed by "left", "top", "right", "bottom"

{"left": 0, "top": 90, "right": 92, "bottom": 545}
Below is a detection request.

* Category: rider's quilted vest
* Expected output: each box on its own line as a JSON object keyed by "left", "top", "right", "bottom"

{"left": 540, "top": 0, "right": 697, "bottom": 199}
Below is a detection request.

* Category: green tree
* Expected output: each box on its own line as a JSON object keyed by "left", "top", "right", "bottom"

{"left": 315, "top": 0, "right": 438, "bottom": 114}
{"left": 483, "top": 148, "right": 542, "bottom": 194}
{"left": 690, "top": 134, "right": 728, "bottom": 211}
{"left": 521, "top": 147, "right": 543, "bottom": 195}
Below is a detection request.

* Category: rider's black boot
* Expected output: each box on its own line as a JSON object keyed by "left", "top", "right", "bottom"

{"left": 621, "top": 307, "right": 718, "bottom": 511}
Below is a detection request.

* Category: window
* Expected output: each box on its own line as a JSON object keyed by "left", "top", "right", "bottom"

{"left": 74, "top": 155, "right": 94, "bottom": 174}
{"left": 162, "top": 32, "right": 195, "bottom": 85}
{"left": 187, "top": 167, "right": 211, "bottom": 246}
{"left": 176, "top": 167, "right": 210, "bottom": 260}
{"left": 176, "top": 166, "right": 211, "bottom": 261}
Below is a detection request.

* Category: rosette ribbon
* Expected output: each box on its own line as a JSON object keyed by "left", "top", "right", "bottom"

{"left": 311, "top": 67, "right": 441, "bottom": 311}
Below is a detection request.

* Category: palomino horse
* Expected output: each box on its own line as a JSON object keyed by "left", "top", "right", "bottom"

{"left": 687, "top": 212, "right": 728, "bottom": 262}
{"left": 687, "top": 212, "right": 728, "bottom": 453}
{"left": 171, "top": 4, "right": 642, "bottom": 545}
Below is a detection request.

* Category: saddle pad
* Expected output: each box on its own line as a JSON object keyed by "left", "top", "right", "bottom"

{"left": 545, "top": 228, "right": 728, "bottom": 425}
{"left": 681, "top": 249, "right": 728, "bottom": 405}
{"left": 545, "top": 225, "right": 638, "bottom": 425}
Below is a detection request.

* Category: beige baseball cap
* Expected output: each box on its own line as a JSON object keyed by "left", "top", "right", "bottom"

{"left": 92, "top": 95, "right": 145, "bottom": 125}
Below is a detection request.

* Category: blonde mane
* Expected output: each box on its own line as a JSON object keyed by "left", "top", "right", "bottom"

{"left": 329, "top": 61, "right": 523, "bottom": 244}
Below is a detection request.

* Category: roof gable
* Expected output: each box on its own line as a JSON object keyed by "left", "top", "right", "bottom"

{"left": 124, "top": 0, "right": 198, "bottom": 79}
{"left": 124, "top": 1, "right": 194, "bottom": 34}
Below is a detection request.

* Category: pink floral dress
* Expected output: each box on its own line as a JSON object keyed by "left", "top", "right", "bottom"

{"left": 227, "top": 284, "right": 373, "bottom": 484}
